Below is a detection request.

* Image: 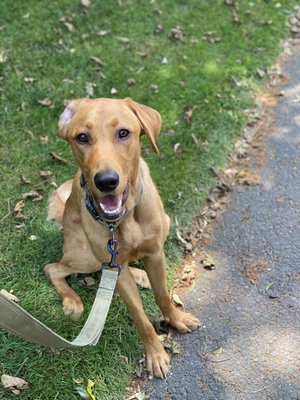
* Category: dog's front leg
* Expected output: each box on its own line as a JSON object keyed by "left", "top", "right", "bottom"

{"left": 116, "top": 266, "right": 170, "bottom": 379}
{"left": 144, "top": 251, "right": 201, "bottom": 333}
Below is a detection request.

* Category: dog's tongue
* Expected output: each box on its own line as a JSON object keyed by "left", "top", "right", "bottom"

{"left": 99, "top": 194, "right": 122, "bottom": 215}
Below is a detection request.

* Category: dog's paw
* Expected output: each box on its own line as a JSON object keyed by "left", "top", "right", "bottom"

{"left": 145, "top": 341, "right": 170, "bottom": 379}
{"left": 129, "top": 267, "right": 151, "bottom": 289}
{"left": 167, "top": 309, "right": 201, "bottom": 333}
{"left": 63, "top": 296, "right": 84, "bottom": 321}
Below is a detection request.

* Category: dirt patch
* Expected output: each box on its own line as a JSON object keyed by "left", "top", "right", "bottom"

{"left": 174, "top": 38, "right": 300, "bottom": 295}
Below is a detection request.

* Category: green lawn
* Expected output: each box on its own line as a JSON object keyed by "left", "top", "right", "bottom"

{"left": 0, "top": 1, "right": 297, "bottom": 399}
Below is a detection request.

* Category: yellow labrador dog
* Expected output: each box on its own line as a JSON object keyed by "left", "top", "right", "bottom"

{"left": 45, "top": 98, "right": 200, "bottom": 378}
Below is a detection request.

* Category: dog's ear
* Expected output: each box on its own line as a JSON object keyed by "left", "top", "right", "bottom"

{"left": 125, "top": 98, "right": 161, "bottom": 154}
{"left": 58, "top": 99, "right": 81, "bottom": 139}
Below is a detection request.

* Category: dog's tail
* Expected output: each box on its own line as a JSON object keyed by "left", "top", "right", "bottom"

{"left": 47, "top": 179, "right": 74, "bottom": 227}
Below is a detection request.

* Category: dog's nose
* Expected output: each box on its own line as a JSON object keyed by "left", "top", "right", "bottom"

{"left": 94, "top": 170, "right": 119, "bottom": 193}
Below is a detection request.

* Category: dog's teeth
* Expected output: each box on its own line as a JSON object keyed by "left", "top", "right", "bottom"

{"left": 99, "top": 202, "right": 121, "bottom": 215}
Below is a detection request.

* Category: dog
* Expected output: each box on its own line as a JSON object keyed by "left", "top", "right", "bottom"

{"left": 45, "top": 97, "right": 200, "bottom": 378}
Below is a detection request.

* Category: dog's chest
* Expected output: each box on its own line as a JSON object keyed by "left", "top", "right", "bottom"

{"left": 82, "top": 213, "right": 153, "bottom": 263}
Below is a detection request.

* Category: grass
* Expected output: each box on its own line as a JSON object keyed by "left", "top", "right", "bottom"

{"left": 0, "top": 0, "right": 297, "bottom": 398}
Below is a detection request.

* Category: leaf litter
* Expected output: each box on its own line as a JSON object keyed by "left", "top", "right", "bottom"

{"left": 1, "top": 374, "right": 29, "bottom": 394}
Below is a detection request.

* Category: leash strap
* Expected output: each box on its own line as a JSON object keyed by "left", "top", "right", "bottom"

{"left": 0, "top": 269, "right": 118, "bottom": 347}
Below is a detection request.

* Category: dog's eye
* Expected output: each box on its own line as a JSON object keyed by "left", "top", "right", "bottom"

{"left": 118, "top": 129, "right": 130, "bottom": 140}
{"left": 76, "top": 133, "right": 89, "bottom": 144}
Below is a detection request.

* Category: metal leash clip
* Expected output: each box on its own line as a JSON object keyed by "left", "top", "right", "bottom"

{"left": 101, "top": 227, "right": 122, "bottom": 276}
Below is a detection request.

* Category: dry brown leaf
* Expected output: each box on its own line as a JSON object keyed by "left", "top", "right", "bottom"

{"left": 97, "top": 30, "right": 111, "bottom": 37}
{"left": 15, "top": 212, "right": 31, "bottom": 220}
{"left": 40, "top": 170, "right": 53, "bottom": 179}
{"left": 24, "top": 77, "right": 36, "bottom": 83}
{"left": 201, "top": 254, "right": 215, "bottom": 270}
{"left": 184, "top": 108, "right": 193, "bottom": 124}
{"left": 117, "top": 37, "right": 130, "bottom": 43}
{"left": 90, "top": 56, "right": 104, "bottom": 66}
{"left": 237, "top": 171, "right": 260, "bottom": 186}
{"left": 81, "top": 0, "right": 90, "bottom": 8}
{"left": 172, "top": 293, "right": 184, "bottom": 307}
{"left": 14, "top": 200, "right": 25, "bottom": 213}
{"left": 1, "top": 374, "right": 29, "bottom": 393}
{"left": 85, "top": 82, "right": 96, "bottom": 97}
{"left": 173, "top": 143, "right": 181, "bottom": 153}
{"left": 21, "top": 191, "right": 43, "bottom": 201}
{"left": 38, "top": 98, "right": 53, "bottom": 108}
{"left": 63, "top": 21, "right": 75, "bottom": 32}
{"left": 0, "top": 49, "right": 7, "bottom": 63}
{"left": 169, "top": 26, "right": 184, "bottom": 41}
{"left": 127, "top": 78, "right": 136, "bottom": 86}
{"left": 256, "top": 68, "right": 266, "bottom": 79}
{"left": 19, "top": 175, "right": 31, "bottom": 185}
{"left": 40, "top": 135, "right": 48, "bottom": 144}
{"left": 49, "top": 151, "right": 69, "bottom": 164}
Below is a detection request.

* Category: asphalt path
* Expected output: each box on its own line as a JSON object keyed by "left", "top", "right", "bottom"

{"left": 142, "top": 47, "right": 300, "bottom": 400}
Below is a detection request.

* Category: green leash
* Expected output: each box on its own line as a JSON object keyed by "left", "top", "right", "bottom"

{"left": 0, "top": 269, "right": 118, "bottom": 347}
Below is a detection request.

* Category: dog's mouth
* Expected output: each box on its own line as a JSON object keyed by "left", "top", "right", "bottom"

{"left": 98, "top": 186, "right": 129, "bottom": 221}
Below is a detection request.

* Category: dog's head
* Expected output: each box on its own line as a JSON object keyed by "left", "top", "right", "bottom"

{"left": 58, "top": 97, "right": 161, "bottom": 221}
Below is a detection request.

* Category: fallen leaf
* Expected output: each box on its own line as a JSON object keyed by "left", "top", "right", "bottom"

{"left": 163, "top": 338, "right": 182, "bottom": 355}
{"left": 1, "top": 374, "right": 29, "bottom": 393}
{"left": 154, "top": 23, "right": 164, "bottom": 34}
{"left": 81, "top": 0, "right": 90, "bottom": 8}
{"left": 15, "top": 212, "right": 31, "bottom": 220}
{"left": 149, "top": 84, "right": 159, "bottom": 93}
{"left": 0, "top": 49, "right": 7, "bottom": 63}
{"left": 24, "top": 77, "right": 36, "bottom": 83}
{"left": 97, "top": 30, "right": 111, "bottom": 37}
{"left": 38, "top": 98, "right": 52, "bottom": 107}
{"left": 14, "top": 200, "right": 25, "bottom": 213}
{"left": 80, "top": 277, "right": 96, "bottom": 287}
{"left": 21, "top": 191, "right": 43, "bottom": 201}
{"left": 172, "top": 293, "right": 184, "bottom": 307}
{"left": 87, "top": 379, "right": 96, "bottom": 400}
{"left": 40, "top": 135, "right": 48, "bottom": 144}
{"left": 201, "top": 254, "right": 215, "bottom": 270}
{"left": 184, "top": 108, "right": 193, "bottom": 124}
{"left": 237, "top": 171, "right": 260, "bottom": 186}
{"left": 75, "top": 385, "right": 90, "bottom": 399}
{"left": 135, "top": 391, "right": 146, "bottom": 400}
{"left": 173, "top": 143, "right": 181, "bottom": 153}
{"left": 127, "top": 78, "right": 136, "bottom": 86}
{"left": 63, "top": 21, "right": 75, "bottom": 32}
{"left": 29, "top": 235, "right": 38, "bottom": 241}
{"left": 40, "top": 170, "right": 53, "bottom": 179}
{"left": 49, "top": 151, "right": 69, "bottom": 164}
{"left": 85, "top": 82, "right": 96, "bottom": 97}
{"left": 169, "top": 26, "right": 184, "bottom": 41}
{"left": 15, "top": 223, "right": 25, "bottom": 229}
{"left": 90, "top": 56, "right": 104, "bottom": 66}
{"left": 0, "top": 289, "right": 19, "bottom": 303}
{"left": 19, "top": 175, "right": 31, "bottom": 184}
{"left": 256, "top": 68, "right": 266, "bottom": 79}
{"left": 117, "top": 37, "right": 130, "bottom": 43}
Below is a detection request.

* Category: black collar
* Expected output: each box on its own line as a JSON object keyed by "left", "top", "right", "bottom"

{"left": 80, "top": 173, "right": 143, "bottom": 231}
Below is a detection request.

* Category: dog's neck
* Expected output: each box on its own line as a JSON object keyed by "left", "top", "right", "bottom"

{"left": 79, "top": 173, "right": 144, "bottom": 231}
